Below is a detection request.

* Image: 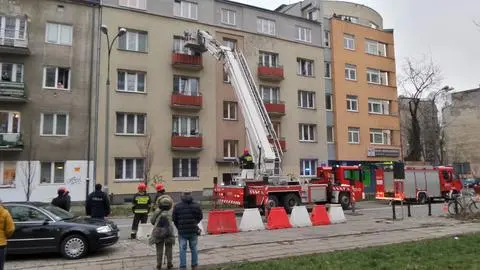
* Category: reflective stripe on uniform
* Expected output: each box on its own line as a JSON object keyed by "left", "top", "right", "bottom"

{"left": 135, "top": 196, "right": 150, "bottom": 204}
{"left": 134, "top": 209, "right": 148, "bottom": 213}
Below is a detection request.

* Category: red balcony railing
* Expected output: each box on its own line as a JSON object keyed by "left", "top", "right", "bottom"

{"left": 171, "top": 52, "right": 203, "bottom": 70}
{"left": 257, "top": 64, "right": 284, "bottom": 81}
{"left": 171, "top": 92, "right": 202, "bottom": 109}
{"left": 264, "top": 102, "right": 286, "bottom": 115}
{"left": 171, "top": 133, "right": 203, "bottom": 150}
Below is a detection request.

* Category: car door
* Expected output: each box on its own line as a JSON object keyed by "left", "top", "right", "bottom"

{"left": 6, "top": 205, "right": 57, "bottom": 252}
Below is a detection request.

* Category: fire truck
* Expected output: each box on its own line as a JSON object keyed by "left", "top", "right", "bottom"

{"left": 375, "top": 162, "right": 463, "bottom": 203}
{"left": 183, "top": 30, "right": 363, "bottom": 213}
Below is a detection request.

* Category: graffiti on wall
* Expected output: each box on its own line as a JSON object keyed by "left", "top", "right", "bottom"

{"left": 67, "top": 176, "right": 82, "bottom": 185}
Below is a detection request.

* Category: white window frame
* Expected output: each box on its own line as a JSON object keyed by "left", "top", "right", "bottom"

{"left": 117, "top": 70, "right": 146, "bottom": 93}
{"left": 370, "top": 129, "right": 391, "bottom": 145}
{"left": 45, "top": 22, "right": 72, "bottom": 46}
{"left": 173, "top": 75, "right": 199, "bottom": 96}
{"left": 346, "top": 95, "right": 358, "bottom": 112}
{"left": 0, "top": 111, "right": 21, "bottom": 134}
{"left": 221, "top": 9, "right": 236, "bottom": 26}
{"left": 118, "top": 0, "right": 147, "bottom": 10}
{"left": 344, "top": 34, "right": 355, "bottom": 50}
{"left": 298, "top": 90, "right": 315, "bottom": 109}
{"left": 258, "top": 51, "right": 278, "bottom": 67}
{"left": 0, "top": 161, "right": 16, "bottom": 187}
{"left": 324, "top": 30, "right": 330, "bottom": 47}
{"left": 173, "top": 37, "right": 193, "bottom": 55}
{"left": 223, "top": 140, "right": 238, "bottom": 159}
{"left": 39, "top": 161, "right": 66, "bottom": 184}
{"left": 173, "top": 1, "right": 198, "bottom": 20}
{"left": 40, "top": 113, "right": 69, "bottom": 136}
{"left": 367, "top": 68, "right": 389, "bottom": 85}
{"left": 260, "top": 86, "right": 280, "bottom": 104}
{"left": 365, "top": 39, "right": 387, "bottom": 57}
{"left": 114, "top": 158, "right": 144, "bottom": 181}
{"left": 348, "top": 127, "right": 360, "bottom": 144}
{"left": 116, "top": 113, "right": 146, "bottom": 135}
{"left": 296, "top": 26, "right": 312, "bottom": 43}
{"left": 324, "top": 61, "right": 332, "bottom": 78}
{"left": 0, "top": 16, "right": 28, "bottom": 44}
{"left": 341, "top": 15, "right": 358, "bottom": 23}
{"left": 300, "top": 159, "right": 317, "bottom": 176}
{"left": 172, "top": 116, "right": 199, "bottom": 137}
{"left": 368, "top": 99, "right": 390, "bottom": 115}
{"left": 299, "top": 124, "right": 316, "bottom": 142}
{"left": 327, "top": 126, "right": 334, "bottom": 143}
{"left": 223, "top": 101, "right": 237, "bottom": 120}
{"left": 325, "top": 94, "right": 333, "bottom": 111}
{"left": 0, "top": 63, "right": 24, "bottom": 83}
{"left": 118, "top": 29, "right": 148, "bottom": 52}
{"left": 172, "top": 158, "right": 199, "bottom": 179}
{"left": 43, "top": 67, "right": 71, "bottom": 90}
{"left": 256, "top": 18, "right": 276, "bottom": 35}
{"left": 345, "top": 64, "right": 357, "bottom": 81}
{"left": 297, "top": 58, "right": 314, "bottom": 77}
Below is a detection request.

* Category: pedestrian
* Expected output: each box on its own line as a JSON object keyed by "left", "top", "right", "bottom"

{"left": 130, "top": 183, "right": 151, "bottom": 239}
{"left": 0, "top": 199, "right": 15, "bottom": 270}
{"left": 86, "top": 183, "right": 111, "bottom": 219}
{"left": 51, "top": 187, "right": 71, "bottom": 211}
{"left": 153, "top": 183, "right": 173, "bottom": 212}
{"left": 149, "top": 197, "right": 175, "bottom": 270}
{"left": 172, "top": 191, "right": 203, "bottom": 270}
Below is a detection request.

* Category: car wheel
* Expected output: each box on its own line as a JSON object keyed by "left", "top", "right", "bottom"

{"left": 61, "top": 234, "right": 88, "bottom": 259}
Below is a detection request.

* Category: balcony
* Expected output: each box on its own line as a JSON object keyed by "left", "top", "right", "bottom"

{"left": 171, "top": 92, "right": 202, "bottom": 110}
{"left": 171, "top": 133, "right": 203, "bottom": 151}
{"left": 268, "top": 137, "right": 287, "bottom": 152}
{"left": 0, "top": 133, "right": 23, "bottom": 151}
{"left": 257, "top": 64, "right": 284, "bottom": 82}
{"left": 0, "top": 31, "right": 30, "bottom": 56}
{"left": 0, "top": 81, "right": 27, "bottom": 102}
{"left": 264, "top": 102, "right": 286, "bottom": 116}
{"left": 171, "top": 52, "right": 203, "bottom": 71}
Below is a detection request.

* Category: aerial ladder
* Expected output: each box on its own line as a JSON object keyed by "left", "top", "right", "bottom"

{"left": 183, "top": 30, "right": 293, "bottom": 186}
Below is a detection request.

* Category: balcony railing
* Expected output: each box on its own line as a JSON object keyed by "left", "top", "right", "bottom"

{"left": 268, "top": 137, "right": 287, "bottom": 151}
{"left": 0, "top": 133, "right": 23, "bottom": 151}
{"left": 264, "top": 101, "right": 286, "bottom": 116}
{"left": 171, "top": 51, "right": 203, "bottom": 70}
{"left": 257, "top": 64, "right": 284, "bottom": 81}
{"left": 171, "top": 92, "right": 202, "bottom": 110}
{"left": 0, "top": 81, "right": 27, "bottom": 102}
{"left": 0, "top": 29, "right": 30, "bottom": 55}
{"left": 171, "top": 133, "right": 203, "bottom": 151}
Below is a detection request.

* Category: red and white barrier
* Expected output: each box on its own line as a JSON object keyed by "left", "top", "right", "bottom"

{"left": 289, "top": 206, "right": 312, "bottom": 227}
{"left": 328, "top": 204, "right": 347, "bottom": 224}
{"left": 239, "top": 208, "right": 265, "bottom": 231}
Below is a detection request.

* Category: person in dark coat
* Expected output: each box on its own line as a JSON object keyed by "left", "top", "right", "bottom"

{"left": 51, "top": 187, "right": 71, "bottom": 211}
{"left": 86, "top": 184, "right": 111, "bottom": 219}
{"left": 172, "top": 191, "right": 203, "bottom": 270}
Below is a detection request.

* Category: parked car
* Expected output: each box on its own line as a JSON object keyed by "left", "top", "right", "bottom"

{"left": 4, "top": 202, "right": 119, "bottom": 259}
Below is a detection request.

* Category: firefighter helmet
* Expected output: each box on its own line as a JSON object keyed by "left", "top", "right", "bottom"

{"left": 155, "top": 183, "right": 165, "bottom": 192}
{"left": 137, "top": 183, "right": 147, "bottom": 191}
{"left": 243, "top": 148, "right": 249, "bottom": 155}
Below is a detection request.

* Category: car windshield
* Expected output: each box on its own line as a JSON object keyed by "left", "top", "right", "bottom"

{"left": 42, "top": 205, "right": 76, "bottom": 221}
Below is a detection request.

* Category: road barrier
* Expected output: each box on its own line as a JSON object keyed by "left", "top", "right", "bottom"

{"left": 289, "top": 206, "right": 312, "bottom": 227}
{"left": 136, "top": 223, "right": 153, "bottom": 240}
{"left": 239, "top": 208, "right": 265, "bottom": 231}
{"left": 206, "top": 210, "right": 239, "bottom": 234}
{"left": 310, "top": 205, "right": 330, "bottom": 226}
{"left": 328, "top": 204, "right": 347, "bottom": 224}
{"left": 267, "top": 207, "right": 292, "bottom": 230}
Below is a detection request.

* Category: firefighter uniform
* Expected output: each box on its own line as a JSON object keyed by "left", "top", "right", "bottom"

{"left": 239, "top": 149, "right": 255, "bottom": 169}
{"left": 130, "top": 183, "right": 152, "bottom": 239}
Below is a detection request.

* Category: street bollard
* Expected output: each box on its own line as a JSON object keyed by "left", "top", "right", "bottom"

{"left": 407, "top": 202, "right": 412, "bottom": 217}
{"left": 352, "top": 201, "right": 356, "bottom": 214}
{"left": 391, "top": 200, "right": 396, "bottom": 220}
{"left": 428, "top": 197, "right": 432, "bottom": 216}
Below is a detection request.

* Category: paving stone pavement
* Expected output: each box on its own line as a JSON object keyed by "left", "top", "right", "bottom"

{"left": 6, "top": 206, "right": 480, "bottom": 270}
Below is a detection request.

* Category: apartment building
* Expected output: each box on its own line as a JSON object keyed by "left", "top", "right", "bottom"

{"left": 98, "top": 0, "right": 327, "bottom": 200}
{"left": 0, "top": 0, "right": 99, "bottom": 201}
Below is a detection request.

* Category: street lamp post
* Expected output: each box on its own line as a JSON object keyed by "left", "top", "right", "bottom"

{"left": 100, "top": 25, "right": 126, "bottom": 196}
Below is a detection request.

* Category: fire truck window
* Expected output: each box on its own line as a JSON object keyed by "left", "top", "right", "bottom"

{"left": 344, "top": 170, "right": 360, "bottom": 181}
{"left": 442, "top": 171, "right": 451, "bottom": 181}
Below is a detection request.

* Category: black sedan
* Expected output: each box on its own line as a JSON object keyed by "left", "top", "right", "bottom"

{"left": 4, "top": 202, "right": 119, "bottom": 259}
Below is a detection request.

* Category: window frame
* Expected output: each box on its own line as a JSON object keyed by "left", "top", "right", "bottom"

{"left": 256, "top": 17, "right": 276, "bottom": 36}
{"left": 344, "top": 34, "right": 355, "bottom": 50}
{"left": 260, "top": 85, "right": 280, "bottom": 104}
{"left": 173, "top": 75, "right": 199, "bottom": 96}
{"left": 324, "top": 61, "right": 332, "bottom": 78}
{"left": 40, "top": 113, "right": 69, "bottom": 136}
{"left": 118, "top": 29, "right": 148, "bottom": 52}
{"left": 300, "top": 159, "right": 317, "bottom": 177}
{"left": 45, "top": 22, "right": 73, "bottom": 46}
{"left": 346, "top": 95, "right": 358, "bottom": 112}
{"left": 325, "top": 94, "right": 333, "bottom": 111}
{"left": 258, "top": 51, "right": 279, "bottom": 67}
{"left": 370, "top": 129, "right": 391, "bottom": 145}
{"left": 172, "top": 115, "right": 199, "bottom": 136}
{"left": 324, "top": 30, "right": 330, "bottom": 47}
{"left": 367, "top": 68, "right": 389, "bottom": 85}
{"left": 223, "top": 101, "right": 237, "bottom": 120}
{"left": 0, "top": 111, "right": 21, "bottom": 134}
{"left": 172, "top": 158, "right": 199, "bottom": 179}
{"left": 368, "top": 99, "right": 390, "bottom": 115}
{"left": 43, "top": 66, "right": 71, "bottom": 90}
{"left": 173, "top": 0, "right": 198, "bottom": 20}
{"left": 221, "top": 9, "right": 236, "bottom": 26}
{"left": 365, "top": 39, "right": 387, "bottom": 57}
{"left": 116, "top": 70, "right": 146, "bottom": 93}
{"left": 296, "top": 26, "right": 312, "bottom": 43}
{"left": 115, "top": 112, "right": 146, "bottom": 135}
{"left": 223, "top": 140, "right": 238, "bottom": 159}
{"left": 348, "top": 127, "right": 360, "bottom": 144}
{"left": 344, "top": 64, "right": 357, "bottom": 81}
{"left": 114, "top": 158, "right": 145, "bottom": 181}
{"left": 39, "top": 161, "right": 66, "bottom": 185}
{"left": 327, "top": 126, "right": 334, "bottom": 143}
{"left": 297, "top": 58, "right": 314, "bottom": 77}
{"left": 0, "top": 63, "right": 24, "bottom": 83}
{"left": 297, "top": 90, "right": 316, "bottom": 109}
{"left": 298, "top": 124, "right": 316, "bottom": 142}
{"left": 0, "top": 161, "right": 16, "bottom": 187}
{"left": 118, "top": 0, "right": 147, "bottom": 10}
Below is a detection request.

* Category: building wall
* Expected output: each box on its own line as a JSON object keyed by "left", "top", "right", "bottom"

{"left": 322, "top": 0, "right": 383, "bottom": 28}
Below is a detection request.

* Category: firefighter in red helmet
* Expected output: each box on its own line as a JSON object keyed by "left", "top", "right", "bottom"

{"left": 130, "top": 183, "right": 152, "bottom": 239}
{"left": 239, "top": 148, "right": 255, "bottom": 169}
{"left": 152, "top": 183, "right": 173, "bottom": 212}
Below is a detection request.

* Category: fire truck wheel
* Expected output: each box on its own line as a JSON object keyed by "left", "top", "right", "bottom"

{"left": 282, "top": 193, "right": 301, "bottom": 213}
{"left": 339, "top": 192, "right": 351, "bottom": 210}
{"left": 418, "top": 192, "right": 427, "bottom": 204}
{"left": 267, "top": 195, "right": 279, "bottom": 208}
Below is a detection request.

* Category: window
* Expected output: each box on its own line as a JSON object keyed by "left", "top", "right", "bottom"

{"left": 0, "top": 111, "right": 20, "bottom": 134}
{"left": 258, "top": 51, "right": 278, "bottom": 67}
{"left": 0, "top": 63, "right": 23, "bottom": 83}
{"left": 117, "top": 70, "right": 146, "bottom": 93}
{"left": 260, "top": 86, "right": 280, "bottom": 104}
{"left": 306, "top": 9, "right": 319, "bottom": 20}
{"left": 348, "top": 127, "right": 360, "bottom": 144}
{"left": 223, "top": 140, "right": 238, "bottom": 159}
{"left": 43, "top": 67, "right": 70, "bottom": 89}
{"left": 7, "top": 205, "right": 49, "bottom": 222}
{"left": 221, "top": 9, "right": 236, "bottom": 25}
{"left": 324, "top": 62, "right": 331, "bottom": 78}
{"left": 367, "top": 68, "right": 389, "bottom": 85}
{"left": 174, "top": 1, "right": 198, "bottom": 20}
{"left": 116, "top": 113, "right": 146, "bottom": 135}
{"left": 115, "top": 158, "right": 144, "bottom": 180}
{"left": 369, "top": 21, "right": 378, "bottom": 29}
{"left": 173, "top": 158, "right": 198, "bottom": 178}
{"left": 118, "top": 0, "right": 146, "bottom": 9}
{"left": 324, "top": 30, "right": 330, "bottom": 47}
{"left": 296, "top": 26, "right": 312, "bottom": 42}
{"left": 299, "top": 124, "right": 316, "bottom": 142}
{"left": 0, "top": 16, "right": 27, "bottom": 43}
{"left": 173, "top": 75, "right": 199, "bottom": 96}
{"left": 172, "top": 116, "right": 199, "bottom": 136}
{"left": 368, "top": 99, "right": 390, "bottom": 115}
{"left": 346, "top": 95, "right": 358, "bottom": 112}
{"left": 365, "top": 39, "right": 387, "bottom": 57}
{"left": 272, "top": 122, "right": 281, "bottom": 137}
{"left": 223, "top": 101, "right": 237, "bottom": 120}
{"left": 340, "top": 15, "right": 358, "bottom": 23}
{"left": 40, "top": 113, "right": 68, "bottom": 136}
{"left": 173, "top": 36, "right": 194, "bottom": 55}
{"left": 40, "top": 161, "right": 65, "bottom": 184}
{"left": 345, "top": 64, "right": 357, "bottom": 81}
{"left": 300, "top": 159, "right": 317, "bottom": 176}
{"left": 327, "top": 126, "right": 334, "bottom": 143}
{"left": 344, "top": 34, "right": 355, "bottom": 50}
{"left": 223, "top": 38, "right": 237, "bottom": 50}
{"left": 297, "top": 58, "right": 314, "bottom": 77}
{"left": 370, "top": 129, "right": 391, "bottom": 145}
{"left": 0, "top": 161, "right": 16, "bottom": 186}
{"left": 325, "top": 94, "right": 333, "bottom": 111}
{"left": 45, "top": 23, "right": 72, "bottom": 45}
{"left": 118, "top": 29, "right": 147, "bottom": 52}
{"left": 298, "top": 90, "right": 315, "bottom": 109}
{"left": 256, "top": 18, "right": 275, "bottom": 35}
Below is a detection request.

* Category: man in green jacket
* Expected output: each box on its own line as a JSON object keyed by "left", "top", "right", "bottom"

{"left": 150, "top": 197, "right": 175, "bottom": 270}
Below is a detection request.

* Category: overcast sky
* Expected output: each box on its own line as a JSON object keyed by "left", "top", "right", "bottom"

{"left": 236, "top": 0, "right": 480, "bottom": 92}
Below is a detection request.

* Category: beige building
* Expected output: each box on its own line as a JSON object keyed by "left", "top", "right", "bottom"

{"left": 98, "top": 0, "right": 327, "bottom": 200}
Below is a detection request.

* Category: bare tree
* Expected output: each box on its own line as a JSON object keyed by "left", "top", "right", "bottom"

{"left": 21, "top": 121, "right": 37, "bottom": 201}
{"left": 137, "top": 129, "right": 154, "bottom": 185}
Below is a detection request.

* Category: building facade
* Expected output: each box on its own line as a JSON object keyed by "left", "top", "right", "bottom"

{"left": 0, "top": 0, "right": 99, "bottom": 202}
{"left": 98, "top": 0, "right": 328, "bottom": 200}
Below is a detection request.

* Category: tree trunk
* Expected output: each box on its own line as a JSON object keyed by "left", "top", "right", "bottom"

{"left": 405, "top": 112, "right": 423, "bottom": 161}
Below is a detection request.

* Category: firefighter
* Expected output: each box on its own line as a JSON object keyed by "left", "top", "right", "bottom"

{"left": 152, "top": 183, "right": 173, "bottom": 212}
{"left": 130, "top": 183, "right": 152, "bottom": 239}
{"left": 238, "top": 148, "right": 255, "bottom": 169}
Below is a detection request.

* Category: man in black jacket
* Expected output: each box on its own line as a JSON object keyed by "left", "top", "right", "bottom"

{"left": 86, "top": 184, "right": 111, "bottom": 219}
{"left": 172, "top": 191, "right": 203, "bottom": 270}
{"left": 51, "top": 187, "right": 71, "bottom": 211}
